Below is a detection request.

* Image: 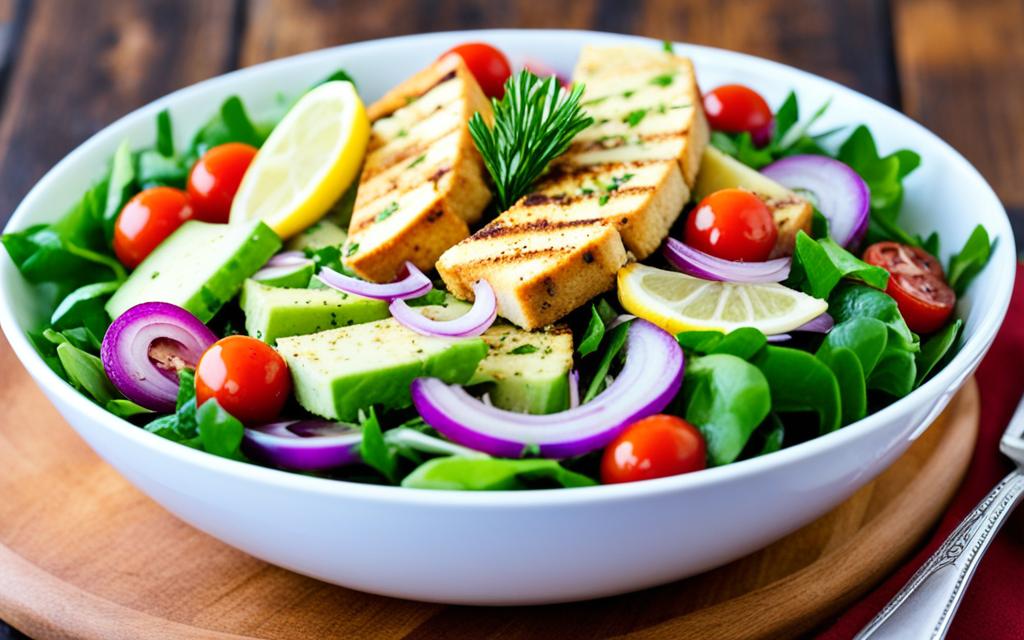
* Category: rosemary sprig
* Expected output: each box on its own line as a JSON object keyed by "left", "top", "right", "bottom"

{"left": 469, "top": 71, "right": 594, "bottom": 211}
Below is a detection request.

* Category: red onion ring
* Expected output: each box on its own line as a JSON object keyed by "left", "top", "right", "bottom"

{"left": 100, "top": 302, "right": 217, "bottom": 412}
{"left": 389, "top": 279, "right": 497, "bottom": 338}
{"left": 766, "top": 312, "right": 834, "bottom": 342}
{"left": 663, "top": 238, "right": 792, "bottom": 283}
{"left": 243, "top": 420, "right": 362, "bottom": 471}
{"left": 318, "top": 261, "right": 433, "bottom": 301}
{"left": 761, "top": 155, "right": 870, "bottom": 248}
{"left": 410, "top": 320, "right": 684, "bottom": 458}
{"left": 568, "top": 369, "right": 580, "bottom": 409}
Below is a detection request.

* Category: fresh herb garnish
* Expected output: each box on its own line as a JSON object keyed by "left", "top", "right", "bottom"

{"left": 509, "top": 344, "right": 539, "bottom": 355}
{"left": 375, "top": 201, "right": 399, "bottom": 222}
{"left": 345, "top": 242, "right": 359, "bottom": 257}
{"left": 469, "top": 71, "right": 594, "bottom": 211}
{"left": 596, "top": 172, "right": 635, "bottom": 206}
{"left": 407, "top": 154, "right": 426, "bottom": 169}
{"left": 947, "top": 224, "right": 993, "bottom": 296}
{"left": 624, "top": 109, "right": 648, "bottom": 127}
{"left": 662, "top": 40, "right": 674, "bottom": 53}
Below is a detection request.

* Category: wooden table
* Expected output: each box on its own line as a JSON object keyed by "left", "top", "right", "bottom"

{"left": 0, "top": 1, "right": 1020, "bottom": 638}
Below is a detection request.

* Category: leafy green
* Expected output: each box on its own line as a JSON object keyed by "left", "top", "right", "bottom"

{"left": 190, "top": 95, "right": 265, "bottom": 156}
{"left": 916, "top": 319, "right": 963, "bottom": 385}
{"left": 829, "top": 284, "right": 918, "bottom": 352}
{"left": 676, "top": 330, "right": 726, "bottom": 354}
{"left": 817, "top": 317, "right": 889, "bottom": 376}
{"left": 102, "top": 141, "right": 138, "bottom": 240}
{"left": 707, "top": 327, "right": 767, "bottom": 360}
{"left": 401, "top": 457, "right": 596, "bottom": 490}
{"left": 753, "top": 346, "right": 841, "bottom": 433}
{"left": 789, "top": 232, "right": 889, "bottom": 299}
{"left": 869, "top": 348, "right": 917, "bottom": 397}
{"left": 145, "top": 369, "right": 199, "bottom": 444}
{"left": 758, "top": 415, "right": 785, "bottom": 456}
{"left": 681, "top": 354, "right": 771, "bottom": 466}
{"left": 106, "top": 399, "right": 153, "bottom": 419}
{"left": 582, "top": 321, "right": 629, "bottom": 403}
{"left": 55, "top": 342, "right": 118, "bottom": 405}
{"left": 469, "top": 71, "right": 594, "bottom": 210}
{"left": 577, "top": 304, "right": 606, "bottom": 357}
{"left": 196, "top": 399, "right": 246, "bottom": 460}
{"left": 155, "top": 109, "right": 175, "bottom": 157}
{"left": 947, "top": 224, "right": 993, "bottom": 296}
{"left": 50, "top": 280, "right": 119, "bottom": 336}
{"left": 358, "top": 407, "right": 397, "bottom": 483}
{"left": 816, "top": 346, "right": 866, "bottom": 425}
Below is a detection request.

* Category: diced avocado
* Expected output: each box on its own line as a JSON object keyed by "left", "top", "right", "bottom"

{"left": 276, "top": 319, "right": 488, "bottom": 421}
{"left": 240, "top": 279, "right": 389, "bottom": 344}
{"left": 695, "top": 147, "right": 792, "bottom": 200}
{"left": 285, "top": 220, "right": 348, "bottom": 252}
{"left": 419, "top": 304, "right": 573, "bottom": 414}
{"left": 251, "top": 262, "right": 316, "bottom": 289}
{"left": 106, "top": 220, "right": 281, "bottom": 322}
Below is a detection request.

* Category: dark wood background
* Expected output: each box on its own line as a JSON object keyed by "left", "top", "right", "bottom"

{"left": 0, "top": 1, "right": 1020, "bottom": 638}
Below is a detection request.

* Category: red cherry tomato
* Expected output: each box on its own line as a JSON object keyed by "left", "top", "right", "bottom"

{"left": 863, "top": 242, "right": 956, "bottom": 334}
{"left": 601, "top": 415, "right": 707, "bottom": 484}
{"left": 442, "top": 42, "right": 512, "bottom": 99}
{"left": 187, "top": 142, "right": 258, "bottom": 223}
{"left": 195, "top": 335, "right": 292, "bottom": 424}
{"left": 685, "top": 188, "right": 778, "bottom": 262}
{"left": 113, "top": 187, "right": 194, "bottom": 268}
{"left": 703, "top": 84, "right": 774, "bottom": 147}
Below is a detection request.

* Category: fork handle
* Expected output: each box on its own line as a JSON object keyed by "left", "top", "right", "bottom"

{"left": 856, "top": 470, "right": 1024, "bottom": 640}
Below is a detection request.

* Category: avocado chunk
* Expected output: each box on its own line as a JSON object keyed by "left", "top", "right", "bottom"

{"left": 275, "top": 318, "right": 488, "bottom": 421}
{"left": 240, "top": 279, "right": 389, "bottom": 344}
{"left": 106, "top": 220, "right": 281, "bottom": 322}
{"left": 252, "top": 262, "right": 315, "bottom": 289}
{"left": 285, "top": 220, "right": 347, "bottom": 252}
{"left": 419, "top": 304, "right": 573, "bottom": 414}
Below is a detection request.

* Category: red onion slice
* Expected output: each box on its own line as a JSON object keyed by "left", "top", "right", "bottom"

{"left": 243, "top": 420, "right": 362, "bottom": 471}
{"left": 568, "top": 369, "right": 580, "bottom": 409}
{"left": 389, "top": 279, "right": 497, "bottom": 338}
{"left": 410, "top": 320, "right": 684, "bottom": 458}
{"left": 766, "top": 312, "right": 834, "bottom": 341}
{"left": 664, "top": 238, "right": 791, "bottom": 283}
{"left": 318, "top": 262, "right": 433, "bottom": 301}
{"left": 101, "top": 302, "right": 217, "bottom": 412}
{"left": 761, "top": 155, "right": 870, "bottom": 248}
{"left": 264, "top": 251, "right": 309, "bottom": 267}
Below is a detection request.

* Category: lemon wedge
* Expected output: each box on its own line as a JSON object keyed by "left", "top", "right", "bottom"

{"left": 230, "top": 81, "right": 369, "bottom": 239}
{"left": 617, "top": 263, "right": 828, "bottom": 335}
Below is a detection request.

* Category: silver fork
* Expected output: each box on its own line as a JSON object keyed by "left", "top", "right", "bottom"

{"left": 856, "top": 394, "right": 1024, "bottom": 639}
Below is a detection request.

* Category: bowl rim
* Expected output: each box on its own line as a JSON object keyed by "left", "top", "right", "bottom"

{"left": 0, "top": 28, "right": 1015, "bottom": 507}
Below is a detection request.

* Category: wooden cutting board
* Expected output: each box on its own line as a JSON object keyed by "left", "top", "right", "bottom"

{"left": 0, "top": 333, "right": 978, "bottom": 640}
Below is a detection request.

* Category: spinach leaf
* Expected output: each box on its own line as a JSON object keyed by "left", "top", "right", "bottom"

{"left": 401, "top": 457, "right": 596, "bottom": 490}
{"left": 682, "top": 354, "right": 771, "bottom": 466}
{"left": 145, "top": 369, "right": 198, "bottom": 443}
{"left": 816, "top": 317, "right": 889, "bottom": 376}
{"left": 317, "top": 68, "right": 357, "bottom": 88}
{"left": 916, "top": 319, "right": 963, "bottom": 386}
{"left": 759, "top": 415, "right": 785, "bottom": 456}
{"left": 676, "top": 330, "right": 725, "bottom": 354}
{"left": 582, "top": 321, "right": 630, "bottom": 402}
{"left": 816, "top": 346, "right": 866, "bottom": 425}
{"left": 155, "top": 109, "right": 175, "bottom": 157}
{"left": 106, "top": 399, "right": 153, "bottom": 419}
{"left": 359, "top": 407, "right": 397, "bottom": 483}
{"left": 55, "top": 342, "right": 118, "bottom": 405}
{"left": 577, "top": 304, "right": 606, "bottom": 357}
{"left": 708, "top": 327, "right": 767, "bottom": 360}
{"left": 829, "top": 284, "right": 918, "bottom": 352}
{"left": 753, "top": 345, "right": 841, "bottom": 433}
{"left": 50, "top": 280, "right": 119, "bottom": 337}
{"left": 136, "top": 149, "right": 189, "bottom": 189}
{"left": 947, "top": 224, "right": 993, "bottom": 296}
{"left": 191, "top": 96, "right": 265, "bottom": 156}
{"left": 196, "top": 399, "right": 246, "bottom": 460}
{"left": 102, "top": 141, "right": 137, "bottom": 240}
{"left": 790, "top": 232, "right": 888, "bottom": 299}
{"left": 868, "top": 347, "right": 916, "bottom": 397}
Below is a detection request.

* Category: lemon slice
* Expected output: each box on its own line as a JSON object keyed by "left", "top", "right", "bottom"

{"left": 618, "top": 263, "right": 828, "bottom": 335}
{"left": 230, "top": 81, "right": 369, "bottom": 239}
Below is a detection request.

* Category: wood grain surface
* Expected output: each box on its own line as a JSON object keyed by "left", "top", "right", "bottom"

{"left": 0, "top": 1, "right": 1019, "bottom": 638}
{"left": 0, "top": 328, "right": 980, "bottom": 640}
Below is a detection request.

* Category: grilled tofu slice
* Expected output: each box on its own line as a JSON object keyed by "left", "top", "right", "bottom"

{"left": 439, "top": 45, "right": 708, "bottom": 329}
{"left": 569, "top": 45, "right": 709, "bottom": 187}
{"left": 695, "top": 147, "right": 813, "bottom": 257}
{"left": 344, "top": 55, "right": 493, "bottom": 282}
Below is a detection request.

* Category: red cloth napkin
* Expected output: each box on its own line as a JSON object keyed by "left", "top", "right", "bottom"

{"left": 819, "top": 263, "right": 1024, "bottom": 639}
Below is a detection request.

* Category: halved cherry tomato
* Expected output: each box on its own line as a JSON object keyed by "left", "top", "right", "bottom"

{"left": 442, "top": 42, "right": 512, "bottom": 99}
{"left": 685, "top": 188, "right": 778, "bottom": 262}
{"left": 703, "top": 84, "right": 774, "bottom": 147}
{"left": 601, "top": 415, "right": 707, "bottom": 484}
{"left": 195, "top": 335, "right": 292, "bottom": 424}
{"left": 863, "top": 242, "right": 955, "bottom": 334}
{"left": 113, "top": 187, "right": 194, "bottom": 268}
{"left": 187, "top": 142, "right": 258, "bottom": 223}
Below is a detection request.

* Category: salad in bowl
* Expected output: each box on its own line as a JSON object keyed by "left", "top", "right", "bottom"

{"left": 1, "top": 37, "right": 997, "bottom": 496}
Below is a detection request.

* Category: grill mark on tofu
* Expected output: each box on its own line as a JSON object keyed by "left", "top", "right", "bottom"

{"left": 567, "top": 130, "right": 689, "bottom": 155}
{"left": 471, "top": 216, "right": 607, "bottom": 241}
{"left": 362, "top": 123, "right": 460, "bottom": 180}
{"left": 518, "top": 185, "right": 655, "bottom": 208}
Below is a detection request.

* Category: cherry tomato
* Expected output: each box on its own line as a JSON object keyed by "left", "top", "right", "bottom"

{"left": 863, "top": 242, "right": 956, "bottom": 334}
{"left": 703, "top": 84, "right": 774, "bottom": 147}
{"left": 195, "top": 335, "right": 292, "bottom": 424}
{"left": 685, "top": 188, "right": 778, "bottom": 262}
{"left": 187, "top": 142, "right": 258, "bottom": 223}
{"left": 601, "top": 415, "right": 707, "bottom": 484}
{"left": 113, "top": 187, "right": 194, "bottom": 268}
{"left": 442, "top": 42, "right": 512, "bottom": 99}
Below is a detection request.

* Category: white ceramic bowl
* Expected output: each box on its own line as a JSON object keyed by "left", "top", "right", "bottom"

{"left": 0, "top": 30, "right": 1016, "bottom": 605}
